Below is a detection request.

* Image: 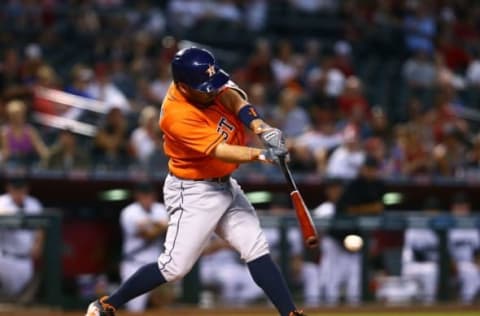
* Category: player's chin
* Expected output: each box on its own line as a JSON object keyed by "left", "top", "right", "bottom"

{"left": 194, "top": 95, "right": 217, "bottom": 108}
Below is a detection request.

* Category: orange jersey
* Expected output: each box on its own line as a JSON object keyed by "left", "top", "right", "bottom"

{"left": 159, "top": 83, "right": 246, "bottom": 179}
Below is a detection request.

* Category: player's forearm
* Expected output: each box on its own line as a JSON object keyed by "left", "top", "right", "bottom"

{"left": 213, "top": 142, "right": 263, "bottom": 163}
{"left": 250, "top": 118, "right": 272, "bottom": 134}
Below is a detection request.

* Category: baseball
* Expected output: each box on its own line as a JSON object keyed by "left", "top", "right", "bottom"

{"left": 343, "top": 234, "right": 363, "bottom": 252}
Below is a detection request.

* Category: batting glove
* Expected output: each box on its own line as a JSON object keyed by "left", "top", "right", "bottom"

{"left": 259, "top": 128, "right": 287, "bottom": 151}
{"left": 259, "top": 147, "right": 288, "bottom": 164}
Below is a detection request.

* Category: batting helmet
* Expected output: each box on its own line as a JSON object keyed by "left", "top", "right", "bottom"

{"left": 171, "top": 47, "right": 230, "bottom": 93}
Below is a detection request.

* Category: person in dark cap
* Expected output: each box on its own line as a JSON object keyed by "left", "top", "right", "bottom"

{"left": 118, "top": 181, "right": 173, "bottom": 312}
{"left": 314, "top": 156, "right": 386, "bottom": 305}
{"left": 336, "top": 155, "right": 385, "bottom": 215}
{"left": 447, "top": 192, "right": 480, "bottom": 303}
{"left": 401, "top": 195, "right": 441, "bottom": 304}
{"left": 0, "top": 177, "right": 45, "bottom": 300}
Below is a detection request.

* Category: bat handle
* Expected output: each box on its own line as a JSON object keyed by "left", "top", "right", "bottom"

{"left": 278, "top": 156, "right": 297, "bottom": 192}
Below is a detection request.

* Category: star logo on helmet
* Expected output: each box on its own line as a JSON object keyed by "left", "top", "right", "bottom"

{"left": 206, "top": 65, "right": 216, "bottom": 77}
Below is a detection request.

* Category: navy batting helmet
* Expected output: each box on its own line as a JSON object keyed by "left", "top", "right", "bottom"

{"left": 171, "top": 47, "right": 230, "bottom": 93}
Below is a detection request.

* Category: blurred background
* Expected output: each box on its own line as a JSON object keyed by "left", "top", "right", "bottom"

{"left": 0, "top": 0, "right": 480, "bottom": 313}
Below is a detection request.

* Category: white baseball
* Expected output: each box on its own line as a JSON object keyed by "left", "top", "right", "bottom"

{"left": 343, "top": 234, "right": 363, "bottom": 252}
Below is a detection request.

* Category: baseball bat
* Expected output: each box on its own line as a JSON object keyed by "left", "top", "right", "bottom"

{"left": 278, "top": 157, "right": 319, "bottom": 248}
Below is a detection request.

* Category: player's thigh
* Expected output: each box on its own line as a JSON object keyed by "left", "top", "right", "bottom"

{"left": 215, "top": 180, "right": 269, "bottom": 262}
{"left": 160, "top": 178, "right": 233, "bottom": 277}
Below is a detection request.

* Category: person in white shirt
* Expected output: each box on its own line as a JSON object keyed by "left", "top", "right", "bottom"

{"left": 129, "top": 106, "right": 161, "bottom": 167}
{"left": 199, "top": 235, "right": 263, "bottom": 306}
{"left": 401, "top": 197, "right": 440, "bottom": 304}
{"left": 87, "top": 64, "right": 131, "bottom": 114}
{"left": 325, "top": 124, "right": 365, "bottom": 179}
{"left": 119, "top": 181, "right": 168, "bottom": 312}
{"left": 0, "top": 177, "right": 44, "bottom": 299}
{"left": 447, "top": 193, "right": 480, "bottom": 303}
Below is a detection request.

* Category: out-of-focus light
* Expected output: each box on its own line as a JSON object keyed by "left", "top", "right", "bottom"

{"left": 246, "top": 191, "right": 272, "bottom": 204}
{"left": 99, "top": 189, "right": 130, "bottom": 201}
{"left": 383, "top": 192, "right": 403, "bottom": 205}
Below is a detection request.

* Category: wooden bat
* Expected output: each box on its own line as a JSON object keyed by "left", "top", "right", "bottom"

{"left": 278, "top": 157, "right": 319, "bottom": 248}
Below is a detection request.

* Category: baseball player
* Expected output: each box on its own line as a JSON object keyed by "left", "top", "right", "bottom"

{"left": 119, "top": 181, "right": 169, "bottom": 312}
{"left": 447, "top": 193, "right": 480, "bottom": 303}
{"left": 0, "top": 177, "right": 44, "bottom": 299}
{"left": 401, "top": 197, "right": 441, "bottom": 304}
{"left": 86, "top": 47, "right": 306, "bottom": 316}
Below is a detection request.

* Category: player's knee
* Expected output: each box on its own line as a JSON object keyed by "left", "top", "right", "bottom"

{"left": 241, "top": 234, "right": 270, "bottom": 262}
{"left": 158, "top": 262, "right": 192, "bottom": 282}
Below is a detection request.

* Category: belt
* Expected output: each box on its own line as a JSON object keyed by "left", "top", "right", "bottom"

{"left": 169, "top": 172, "right": 230, "bottom": 183}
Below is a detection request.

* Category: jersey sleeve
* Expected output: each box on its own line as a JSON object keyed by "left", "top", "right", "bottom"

{"left": 167, "top": 116, "right": 224, "bottom": 155}
{"left": 223, "top": 80, "right": 248, "bottom": 101}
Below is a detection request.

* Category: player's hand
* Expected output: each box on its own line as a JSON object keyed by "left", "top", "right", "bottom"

{"left": 259, "top": 147, "right": 288, "bottom": 164}
{"left": 259, "top": 128, "right": 286, "bottom": 151}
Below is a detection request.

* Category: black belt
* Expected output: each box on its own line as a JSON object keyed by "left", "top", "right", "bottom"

{"left": 169, "top": 172, "right": 230, "bottom": 183}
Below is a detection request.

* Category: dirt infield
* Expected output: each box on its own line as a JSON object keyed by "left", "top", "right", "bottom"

{"left": 1, "top": 304, "right": 480, "bottom": 316}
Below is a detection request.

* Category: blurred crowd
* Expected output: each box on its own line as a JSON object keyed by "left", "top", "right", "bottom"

{"left": 1, "top": 0, "right": 480, "bottom": 179}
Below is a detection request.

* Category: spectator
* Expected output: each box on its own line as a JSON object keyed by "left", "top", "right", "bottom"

{"left": 45, "top": 129, "right": 91, "bottom": 171}
{"left": 271, "top": 39, "right": 299, "bottom": 87}
{"left": 402, "top": 49, "right": 437, "bottom": 96}
{"left": 0, "top": 48, "right": 23, "bottom": 97}
{"left": 270, "top": 87, "right": 311, "bottom": 138}
{"left": 87, "top": 63, "right": 131, "bottom": 114}
{"left": 403, "top": 2, "right": 436, "bottom": 55}
{"left": 129, "top": 106, "right": 161, "bottom": 167}
{"left": 331, "top": 40, "right": 355, "bottom": 77}
{"left": 0, "top": 177, "right": 44, "bottom": 301}
{"left": 290, "top": 107, "right": 343, "bottom": 173}
{"left": 390, "top": 125, "right": 431, "bottom": 177}
{"left": 167, "top": 0, "right": 208, "bottom": 34}
{"left": 466, "top": 50, "right": 480, "bottom": 88}
{"left": 307, "top": 55, "right": 346, "bottom": 101}
{"left": 288, "top": 0, "right": 338, "bottom": 14}
{"left": 431, "top": 126, "right": 468, "bottom": 177}
{"left": 244, "top": 0, "right": 267, "bottom": 32}
{"left": 325, "top": 124, "right": 365, "bottom": 179}
{"left": 119, "top": 181, "right": 172, "bottom": 312}
{"left": 92, "top": 107, "right": 130, "bottom": 169}
{"left": 337, "top": 76, "right": 370, "bottom": 122}
{"left": 149, "top": 62, "right": 171, "bottom": 105}
{"left": 1, "top": 99, "right": 49, "bottom": 167}
{"left": 447, "top": 192, "right": 480, "bottom": 304}
{"left": 245, "top": 38, "right": 274, "bottom": 85}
